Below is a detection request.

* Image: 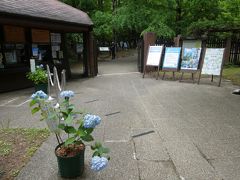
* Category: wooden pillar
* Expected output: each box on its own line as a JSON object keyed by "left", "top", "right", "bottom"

{"left": 143, "top": 32, "right": 156, "bottom": 70}
{"left": 174, "top": 34, "right": 181, "bottom": 47}
{"left": 224, "top": 37, "right": 231, "bottom": 64}
{"left": 62, "top": 33, "right": 71, "bottom": 79}
{"left": 83, "top": 31, "right": 95, "bottom": 77}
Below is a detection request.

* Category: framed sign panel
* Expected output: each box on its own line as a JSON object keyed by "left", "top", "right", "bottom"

{"left": 181, "top": 48, "right": 201, "bottom": 71}
{"left": 201, "top": 48, "right": 224, "bottom": 75}
{"left": 32, "top": 29, "right": 50, "bottom": 43}
{"left": 182, "top": 40, "right": 201, "bottom": 49}
{"left": 162, "top": 47, "right": 181, "bottom": 70}
{"left": 4, "top": 25, "right": 25, "bottom": 43}
{"left": 143, "top": 45, "right": 163, "bottom": 79}
{"left": 198, "top": 48, "right": 225, "bottom": 86}
{"left": 146, "top": 46, "right": 163, "bottom": 66}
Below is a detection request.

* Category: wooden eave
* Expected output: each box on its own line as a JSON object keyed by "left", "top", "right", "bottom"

{"left": 0, "top": 12, "right": 93, "bottom": 32}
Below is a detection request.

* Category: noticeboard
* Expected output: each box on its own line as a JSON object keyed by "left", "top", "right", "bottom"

{"left": 99, "top": 47, "right": 110, "bottom": 52}
{"left": 4, "top": 25, "right": 25, "bottom": 43}
{"left": 201, "top": 48, "right": 224, "bottom": 76}
{"left": 146, "top": 46, "right": 163, "bottom": 66}
{"left": 32, "top": 29, "right": 50, "bottom": 43}
{"left": 181, "top": 48, "right": 201, "bottom": 71}
{"left": 162, "top": 47, "right": 181, "bottom": 70}
{"left": 182, "top": 40, "right": 202, "bottom": 49}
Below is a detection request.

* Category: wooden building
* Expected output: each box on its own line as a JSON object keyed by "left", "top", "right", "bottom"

{"left": 0, "top": 0, "right": 96, "bottom": 92}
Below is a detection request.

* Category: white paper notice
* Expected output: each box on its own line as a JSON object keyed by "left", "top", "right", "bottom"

{"left": 201, "top": 48, "right": 224, "bottom": 76}
{"left": 163, "top": 47, "right": 181, "bottom": 69}
{"left": 146, "top": 46, "right": 163, "bottom": 66}
{"left": 30, "top": 59, "right": 36, "bottom": 72}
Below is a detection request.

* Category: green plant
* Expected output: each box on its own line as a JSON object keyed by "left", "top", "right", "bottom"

{"left": 26, "top": 65, "right": 48, "bottom": 85}
{"left": 30, "top": 90, "right": 110, "bottom": 172}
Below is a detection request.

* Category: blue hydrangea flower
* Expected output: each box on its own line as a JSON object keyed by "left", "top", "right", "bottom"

{"left": 91, "top": 156, "right": 108, "bottom": 171}
{"left": 60, "top": 90, "right": 74, "bottom": 98}
{"left": 31, "top": 90, "right": 48, "bottom": 100}
{"left": 83, "top": 114, "right": 101, "bottom": 128}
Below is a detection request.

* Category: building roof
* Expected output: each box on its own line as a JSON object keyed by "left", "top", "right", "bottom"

{"left": 0, "top": 0, "right": 93, "bottom": 26}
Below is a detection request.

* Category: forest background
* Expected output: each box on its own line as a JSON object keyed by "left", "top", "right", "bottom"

{"left": 61, "top": 0, "right": 240, "bottom": 45}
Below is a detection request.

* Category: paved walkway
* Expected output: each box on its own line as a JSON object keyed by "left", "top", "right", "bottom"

{"left": 1, "top": 53, "right": 240, "bottom": 180}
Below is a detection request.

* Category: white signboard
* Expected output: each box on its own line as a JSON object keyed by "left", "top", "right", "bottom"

{"left": 182, "top": 40, "right": 202, "bottom": 49}
{"left": 30, "top": 59, "right": 36, "bottom": 72}
{"left": 201, "top": 48, "right": 224, "bottom": 76}
{"left": 163, "top": 47, "right": 181, "bottom": 69}
{"left": 181, "top": 48, "right": 201, "bottom": 70}
{"left": 99, "top": 47, "right": 110, "bottom": 52}
{"left": 146, "top": 46, "right": 163, "bottom": 66}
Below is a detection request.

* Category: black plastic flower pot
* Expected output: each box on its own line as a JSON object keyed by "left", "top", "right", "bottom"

{"left": 55, "top": 143, "right": 85, "bottom": 178}
{"left": 34, "top": 83, "right": 48, "bottom": 94}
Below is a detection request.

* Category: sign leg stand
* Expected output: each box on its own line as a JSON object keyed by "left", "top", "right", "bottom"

{"left": 192, "top": 73, "right": 195, "bottom": 83}
{"left": 162, "top": 72, "right": 165, "bottom": 80}
{"left": 211, "top": 75, "right": 214, "bottom": 82}
{"left": 179, "top": 72, "right": 184, "bottom": 82}
{"left": 156, "top": 66, "right": 160, "bottom": 80}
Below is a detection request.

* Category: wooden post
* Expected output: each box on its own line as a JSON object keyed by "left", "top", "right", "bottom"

{"left": 143, "top": 32, "right": 156, "bottom": 74}
{"left": 83, "top": 31, "right": 95, "bottom": 77}
{"left": 62, "top": 33, "right": 71, "bottom": 79}
{"left": 224, "top": 37, "right": 231, "bottom": 64}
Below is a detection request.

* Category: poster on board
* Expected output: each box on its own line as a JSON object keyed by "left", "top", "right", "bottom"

{"left": 181, "top": 48, "right": 201, "bottom": 70}
{"left": 162, "top": 47, "right": 181, "bottom": 69}
{"left": 146, "top": 46, "right": 163, "bottom": 66}
{"left": 201, "top": 48, "right": 224, "bottom": 76}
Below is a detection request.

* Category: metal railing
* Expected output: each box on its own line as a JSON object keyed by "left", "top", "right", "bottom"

{"left": 46, "top": 65, "right": 66, "bottom": 101}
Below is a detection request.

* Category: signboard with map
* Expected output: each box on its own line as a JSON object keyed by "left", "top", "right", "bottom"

{"left": 201, "top": 48, "right": 224, "bottom": 75}
{"left": 181, "top": 48, "right": 201, "bottom": 71}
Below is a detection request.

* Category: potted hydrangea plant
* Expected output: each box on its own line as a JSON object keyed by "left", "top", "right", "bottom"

{"left": 30, "top": 90, "right": 110, "bottom": 178}
{"left": 26, "top": 64, "right": 48, "bottom": 93}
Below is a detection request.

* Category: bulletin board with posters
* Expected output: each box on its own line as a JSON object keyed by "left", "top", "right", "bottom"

{"left": 143, "top": 45, "right": 163, "bottom": 79}
{"left": 179, "top": 48, "right": 202, "bottom": 82}
{"left": 161, "top": 47, "right": 181, "bottom": 80}
{"left": 179, "top": 40, "right": 202, "bottom": 82}
{"left": 198, "top": 48, "right": 225, "bottom": 87}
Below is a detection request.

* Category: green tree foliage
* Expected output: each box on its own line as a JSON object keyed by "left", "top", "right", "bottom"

{"left": 61, "top": 0, "right": 240, "bottom": 40}
{"left": 92, "top": 11, "right": 113, "bottom": 41}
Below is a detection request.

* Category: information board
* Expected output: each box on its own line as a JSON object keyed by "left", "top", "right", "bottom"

{"left": 32, "top": 29, "right": 50, "bottom": 43}
{"left": 4, "top": 25, "right": 25, "bottom": 43}
{"left": 182, "top": 40, "right": 202, "bottom": 49}
{"left": 146, "top": 46, "right": 163, "bottom": 66}
{"left": 201, "top": 48, "right": 224, "bottom": 75}
{"left": 181, "top": 48, "right": 201, "bottom": 70}
{"left": 162, "top": 47, "right": 181, "bottom": 69}
{"left": 99, "top": 47, "right": 110, "bottom": 52}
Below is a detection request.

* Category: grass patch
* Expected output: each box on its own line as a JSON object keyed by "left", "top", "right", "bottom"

{"left": 0, "top": 128, "right": 50, "bottom": 180}
{"left": 223, "top": 65, "right": 240, "bottom": 85}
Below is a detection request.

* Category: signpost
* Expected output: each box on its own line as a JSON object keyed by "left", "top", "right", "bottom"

{"left": 198, "top": 48, "right": 225, "bottom": 86}
{"left": 162, "top": 47, "right": 181, "bottom": 80}
{"left": 143, "top": 45, "right": 163, "bottom": 79}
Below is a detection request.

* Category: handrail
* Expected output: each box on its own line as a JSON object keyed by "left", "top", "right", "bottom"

{"left": 46, "top": 65, "right": 66, "bottom": 101}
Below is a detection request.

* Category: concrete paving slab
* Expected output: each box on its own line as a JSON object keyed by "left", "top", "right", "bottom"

{"left": 132, "top": 129, "right": 169, "bottom": 161}
{"left": 138, "top": 160, "right": 180, "bottom": 180}
{"left": 210, "top": 157, "right": 240, "bottom": 180}
{"left": 195, "top": 138, "right": 240, "bottom": 159}
{"left": 164, "top": 141, "right": 223, "bottom": 180}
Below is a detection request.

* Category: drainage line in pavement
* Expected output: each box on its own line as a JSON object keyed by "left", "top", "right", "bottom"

{"left": 105, "top": 111, "right": 120, "bottom": 116}
{"left": 132, "top": 130, "right": 155, "bottom": 138}
{"left": 85, "top": 99, "right": 99, "bottom": 103}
